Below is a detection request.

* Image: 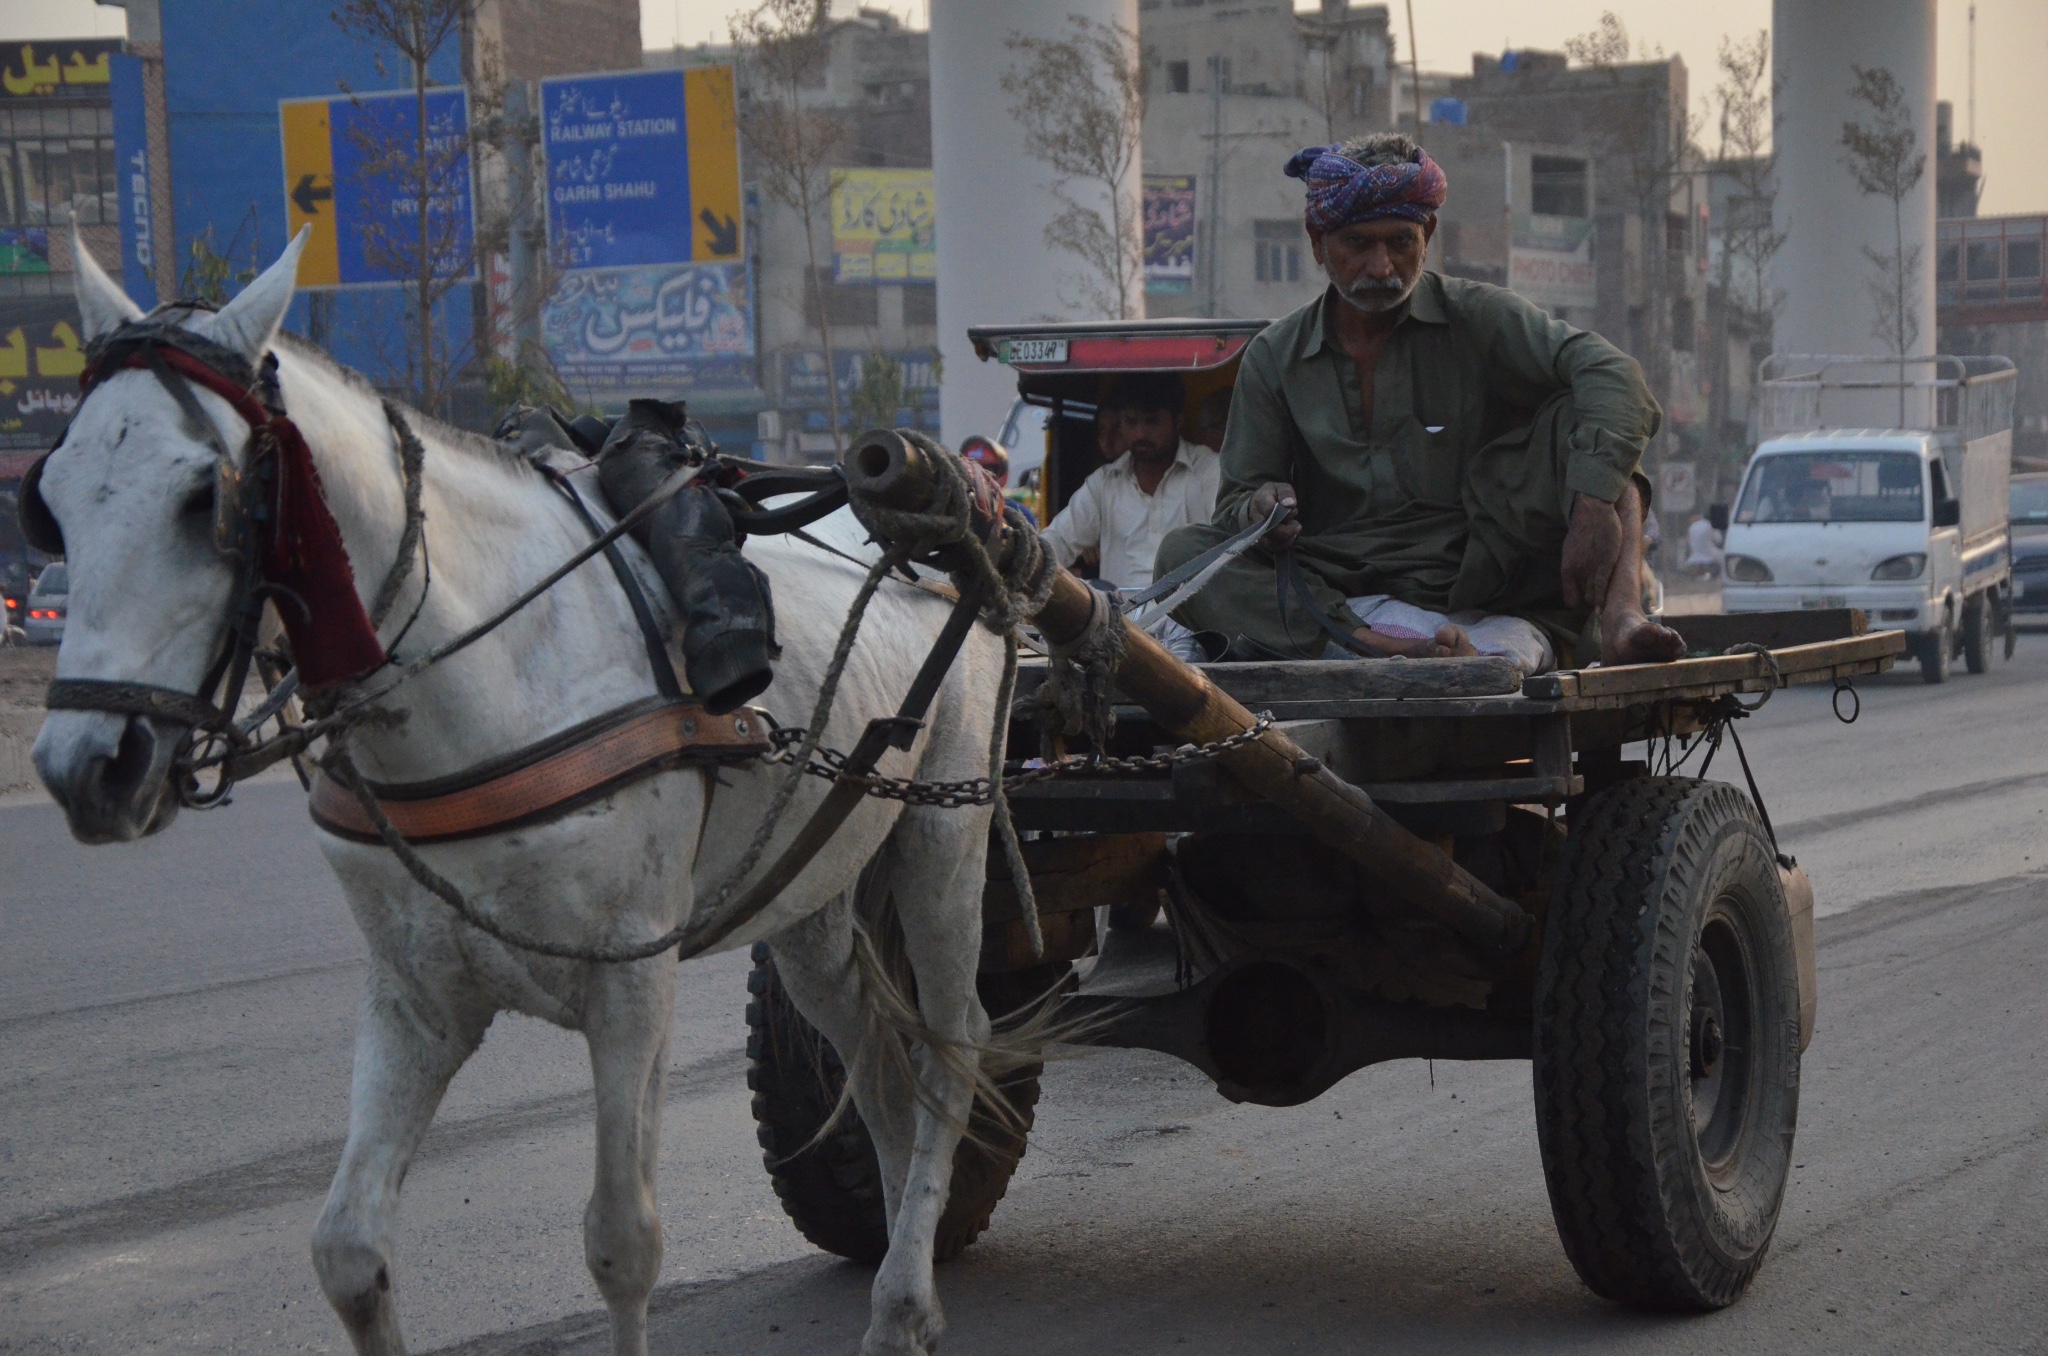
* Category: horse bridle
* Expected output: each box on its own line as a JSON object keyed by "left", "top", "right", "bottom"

{"left": 20, "top": 317, "right": 358, "bottom": 807}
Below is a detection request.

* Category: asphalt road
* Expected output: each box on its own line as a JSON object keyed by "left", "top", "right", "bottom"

{"left": 4, "top": 638, "right": 2047, "bottom": 1355}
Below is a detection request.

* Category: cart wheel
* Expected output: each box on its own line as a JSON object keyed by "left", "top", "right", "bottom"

{"left": 1962, "top": 594, "right": 1991, "bottom": 674}
{"left": 745, "top": 943, "right": 1050, "bottom": 1265}
{"left": 1917, "top": 620, "right": 1951, "bottom": 683}
{"left": 1534, "top": 777, "right": 1801, "bottom": 1310}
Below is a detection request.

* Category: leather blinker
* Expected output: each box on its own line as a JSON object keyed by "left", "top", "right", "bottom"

{"left": 17, "top": 447, "right": 64, "bottom": 556}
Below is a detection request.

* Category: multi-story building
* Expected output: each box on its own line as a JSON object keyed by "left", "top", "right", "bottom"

{"left": 651, "top": 9, "right": 941, "bottom": 462}
{"left": 0, "top": 34, "right": 123, "bottom": 583}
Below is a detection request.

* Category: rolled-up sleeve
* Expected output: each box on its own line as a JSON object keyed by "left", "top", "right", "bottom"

{"left": 1213, "top": 337, "right": 1306, "bottom": 530}
{"left": 1040, "top": 472, "right": 1101, "bottom": 568}
{"left": 1480, "top": 291, "right": 1662, "bottom": 504}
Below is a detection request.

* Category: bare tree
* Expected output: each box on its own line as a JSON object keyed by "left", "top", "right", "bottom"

{"left": 1001, "top": 16, "right": 1145, "bottom": 319}
{"left": 1561, "top": 12, "right": 1633, "bottom": 68}
{"left": 731, "top": 0, "right": 851, "bottom": 450}
{"left": 1708, "top": 29, "right": 1784, "bottom": 471}
{"left": 1714, "top": 31, "right": 1783, "bottom": 333}
{"left": 331, "top": 0, "right": 482, "bottom": 417}
{"left": 1840, "top": 64, "right": 1927, "bottom": 374}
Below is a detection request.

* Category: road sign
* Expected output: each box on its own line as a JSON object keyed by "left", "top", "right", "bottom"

{"left": 1658, "top": 461, "right": 1698, "bottom": 514}
{"left": 540, "top": 67, "right": 741, "bottom": 272}
{"left": 280, "top": 87, "right": 476, "bottom": 289}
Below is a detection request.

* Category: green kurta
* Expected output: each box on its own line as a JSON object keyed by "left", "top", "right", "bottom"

{"left": 1157, "top": 272, "right": 1661, "bottom": 660}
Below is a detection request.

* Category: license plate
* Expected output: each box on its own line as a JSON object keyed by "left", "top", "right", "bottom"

{"left": 1800, "top": 595, "right": 1847, "bottom": 610}
{"left": 999, "top": 338, "right": 1068, "bottom": 365}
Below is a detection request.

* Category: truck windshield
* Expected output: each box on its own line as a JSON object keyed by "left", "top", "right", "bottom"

{"left": 2011, "top": 479, "right": 2048, "bottom": 525}
{"left": 1735, "top": 451, "right": 1924, "bottom": 524}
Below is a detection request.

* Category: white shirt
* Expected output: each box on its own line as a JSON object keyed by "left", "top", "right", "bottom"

{"left": 1041, "top": 439, "right": 1222, "bottom": 590}
{"left": 1685, "top": 516, "right": 1724, "bottom": 567}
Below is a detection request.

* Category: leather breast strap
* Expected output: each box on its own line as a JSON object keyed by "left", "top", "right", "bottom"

{"left": 308, "top": 696, "right": 770, "bottom": 844}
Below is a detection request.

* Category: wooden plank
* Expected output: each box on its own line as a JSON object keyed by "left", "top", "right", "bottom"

{"left": 1668, "top": 608, "right": 1867, "bottom": 654}
{"left": 1194, "top": 657, "right": 1524, "bottom": 701}
{"left": 982, "top": 831, "right": 1166, "bottom": 923}
{"left": 1523, "top": 631, "right": 1905, "bottom": 702}
{"left": 1012, "top": 655, "right": 1525, "bottom": 708}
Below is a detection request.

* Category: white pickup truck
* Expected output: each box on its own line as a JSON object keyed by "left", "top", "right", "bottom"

{"left": 1719, "top": 355, "right": 2018, "bottom": 683}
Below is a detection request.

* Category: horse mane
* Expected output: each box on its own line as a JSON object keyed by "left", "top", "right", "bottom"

{"left": 269, "top": 331, "right": 540, "bottom": 477}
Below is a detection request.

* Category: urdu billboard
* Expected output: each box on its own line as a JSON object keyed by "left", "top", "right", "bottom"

{"left": 831, "top": 169, "right": 935, "bottom": 284}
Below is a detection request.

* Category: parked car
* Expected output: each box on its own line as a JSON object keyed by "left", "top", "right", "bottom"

{"left": 2009, "top": 471, "right": 2048, "bottom": 620}
{"left": 25, "top": 562, "right": 67, "bottom": 645}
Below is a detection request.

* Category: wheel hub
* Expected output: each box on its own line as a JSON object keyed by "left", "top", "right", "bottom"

{"left": 1692, "top": 1010, "right": 1725, "bottom": 1078}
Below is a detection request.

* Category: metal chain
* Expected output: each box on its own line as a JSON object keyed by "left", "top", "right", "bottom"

{"left": 764, "top": 713, "right": 1278, "bottom": 809}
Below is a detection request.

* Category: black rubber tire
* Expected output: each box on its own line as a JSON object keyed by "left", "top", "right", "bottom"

{"left": 1534, "top": 777, "right": 1802, "bottom": 1311}
{"left": 745, "top": 943, "right": 1049, "bottom": 1265}
{"left": 1918, "top": 620, "right": 1951, "bottom": 684}
{"left": 1962, "top": 593, "right": 1991, "bottom": 674}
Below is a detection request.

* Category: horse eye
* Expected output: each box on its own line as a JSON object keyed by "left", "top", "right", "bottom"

{"left": 181, "top": 480, "right": 216, "bottom": 519}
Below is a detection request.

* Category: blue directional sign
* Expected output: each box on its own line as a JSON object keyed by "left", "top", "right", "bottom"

{"left": 280, "top": 87, "right": 476, "bottom": 288}
{"left": 540, "top": 67, "right": 742, "bottom": 272}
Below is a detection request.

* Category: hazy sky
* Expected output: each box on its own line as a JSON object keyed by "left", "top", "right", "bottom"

{"left": 9, "top": 0, "right": 2045, "bottom": 214}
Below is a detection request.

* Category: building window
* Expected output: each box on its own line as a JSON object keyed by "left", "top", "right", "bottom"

{"left": 1671, "top": 296, "right": 1695, "bottom": 351}
{"left": 1254, "top": 220, "right": 1301, "bottom": 284}
{"left": 1530, "top": 155, "right": 1588, "bottom": 217}
{"left": 1166, "top": 60, "right": 1190, "bottom": 94}
{"left": 805, "top": 267, "right": 879, "bottom": 328}
{"left": 903, "top": 285, "right": 937, "bottom": 325}
{"left": 1666, "top": 210, "right": 1690, "bottom": 253}
{"left": 0, "top": 105, "right": 117, "bottom": 227}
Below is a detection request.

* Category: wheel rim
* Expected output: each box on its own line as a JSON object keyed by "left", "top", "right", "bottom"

{"left": 1689, "top": 904, "right": 1759, "bottom": 1181}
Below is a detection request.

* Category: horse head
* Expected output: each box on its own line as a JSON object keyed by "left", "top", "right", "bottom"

{"left": 31, "top": 228, "right": 307, "bottom": 842}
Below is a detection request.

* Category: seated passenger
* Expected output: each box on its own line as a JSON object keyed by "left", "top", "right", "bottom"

{"left": 1042, "top": 373, "right": 1221, "bottom": 591}
{"left": 1154, "top": 134, "right": 1686, "bottom": 672}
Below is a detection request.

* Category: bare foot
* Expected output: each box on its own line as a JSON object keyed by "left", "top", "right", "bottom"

{"left": 1348, "top": 624, "right": 1478, "bottom": 659}
{"left": 1601, "top": 611, "right": 1688, "bottom": 665}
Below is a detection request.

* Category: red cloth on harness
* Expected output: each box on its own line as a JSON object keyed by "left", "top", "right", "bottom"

{"left": 88, "top": 346, "right": 387, "bottom": 687}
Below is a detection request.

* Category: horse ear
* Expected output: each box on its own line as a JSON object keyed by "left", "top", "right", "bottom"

{"left": 200, "top": 226, "right": 309, "bottom": 365}
{"left": 72, "top": 223, "right": 144, "bottom": 340}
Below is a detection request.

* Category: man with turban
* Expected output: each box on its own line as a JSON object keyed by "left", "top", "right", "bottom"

{"left": 1154, "top": 133, "right": 1685, "bottom": 671}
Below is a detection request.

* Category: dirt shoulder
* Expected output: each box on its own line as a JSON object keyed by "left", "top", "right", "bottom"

{"left": 1, "top": 645, "right": 56, "bottom": 796}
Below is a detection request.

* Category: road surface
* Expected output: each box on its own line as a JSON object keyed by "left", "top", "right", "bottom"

{"left": 3, "top": 640, "right": 2046, "bottom": 1354}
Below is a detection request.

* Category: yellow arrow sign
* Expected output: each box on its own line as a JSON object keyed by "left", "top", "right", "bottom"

{"left": 279, "top": 98, "right": 341, "bottom": 288}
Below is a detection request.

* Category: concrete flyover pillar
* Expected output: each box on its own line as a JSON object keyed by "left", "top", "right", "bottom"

{"left": 930, "top": 0, "right": 1142, "bottom": 449}
{"left": 1771, "top": 0, "right": 1937, "bottom": 358}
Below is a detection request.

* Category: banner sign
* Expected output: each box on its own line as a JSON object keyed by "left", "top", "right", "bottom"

{"left": 831, "top": 169, "right": 935, "bottom": 284}
{"left": 281, "top": 88, "right": 476, "bottom": 289}
{"left": 540, "top": 260, "right": 755, "bottom": 395}
{"left": 0, "top": 297, "right": 88, "bottom": 452}
{"left": 1509, "top": 212, "right": 1596, "bottom": 316}
{"left": 0, "top": 40, "right": 116, "bottom": 100}
{"left": 1143, "top": 174, "right": 1196, "bottom": 296}
{"left": 779, "top": 349, "right": 941, "bottom": 406}
{"left": 110, "top": 52, "right": 157, "bottom": 309}
{"left": 540, "top": 67, "right": 742, "bottom": 272}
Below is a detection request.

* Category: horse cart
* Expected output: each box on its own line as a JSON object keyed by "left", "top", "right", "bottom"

{"left": 745, "top": 321, "right": 1905, "bottom": 1312}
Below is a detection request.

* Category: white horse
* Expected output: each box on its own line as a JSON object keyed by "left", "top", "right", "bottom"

{"left": 33, "top": 231, "right": 1004, "bottom": 1356}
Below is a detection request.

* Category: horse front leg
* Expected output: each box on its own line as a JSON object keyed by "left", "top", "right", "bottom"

{"left": 312, "top": 962, "right": 490, "bottom": 1355}
{"left": 582, "top": 957, "right": 678, "bottom": 1356}
{"left": 864, "top": 809, "right": 993, "bottom": 1356}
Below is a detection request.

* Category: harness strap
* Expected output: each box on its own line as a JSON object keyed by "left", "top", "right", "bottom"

{"left": 45, "top": 679, "right": 222, "bottom": 728}
{"left": 308, "top": 697, "right": 770, "bottom": 845}
{"left": 542, "top": 464, "right": 685, "bottom": 702}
